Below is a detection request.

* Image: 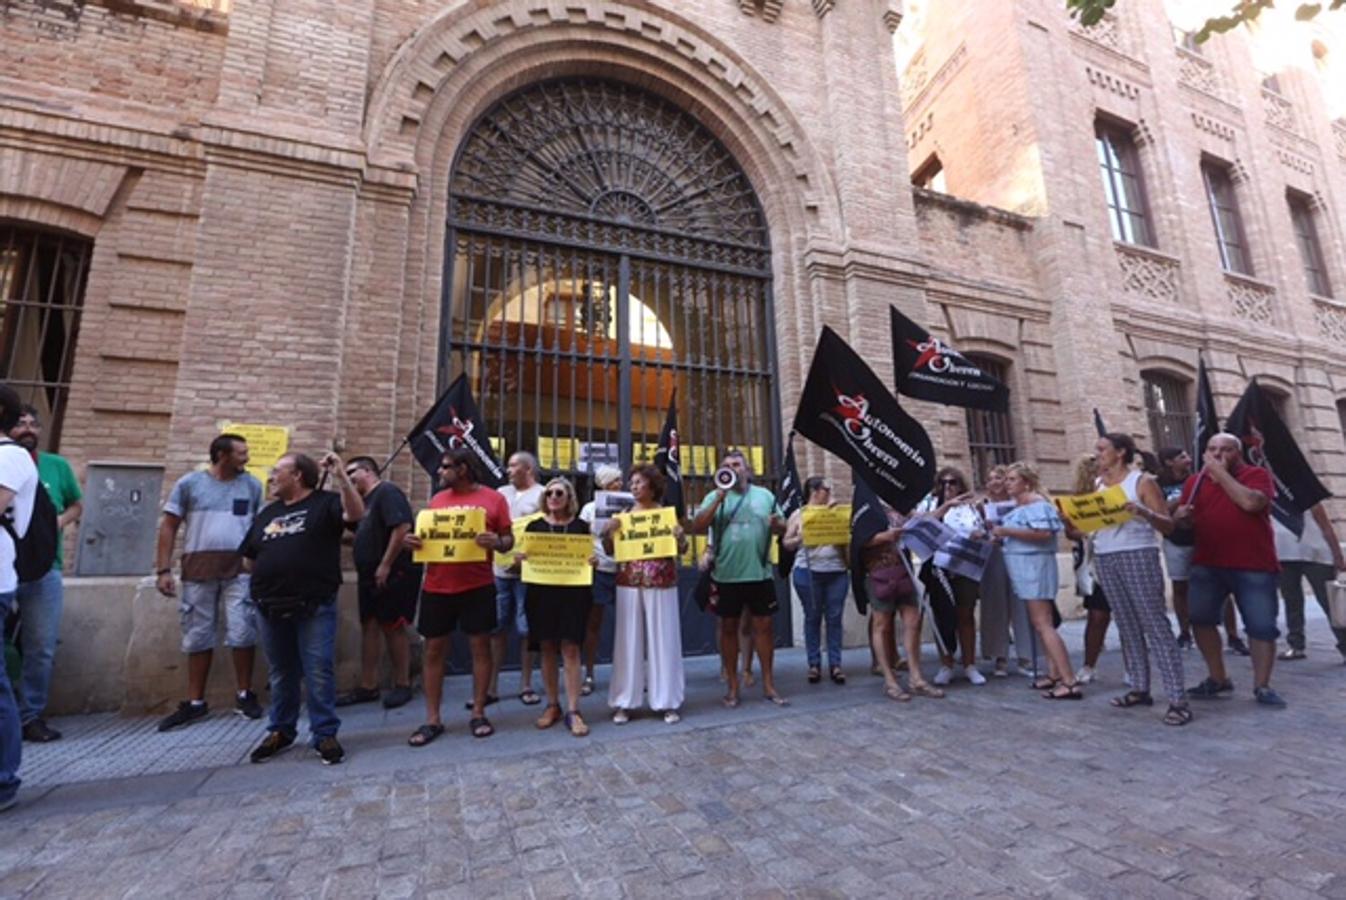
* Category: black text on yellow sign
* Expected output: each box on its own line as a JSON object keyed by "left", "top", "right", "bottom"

{"left": 801, "top": 504, "right": 852, "bottom": 547}
{"left": 413, "top": 508, "right": 489, "bottom": 563}
{"left": 520, "top": 533, "right": 594, "bottom": 586}
{"left": 613, "top": 507, "right": 679, "bottom": 562}
{"left": 1055, "top": 485, "right": 1133, "bottom": 534}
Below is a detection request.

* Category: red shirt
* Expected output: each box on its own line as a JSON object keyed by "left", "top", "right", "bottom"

{"left": 421, "top": 485, "right": 512, "bottom": 595}
{"left": 1179, "top": 465, "right": 1278, "bottom": 572}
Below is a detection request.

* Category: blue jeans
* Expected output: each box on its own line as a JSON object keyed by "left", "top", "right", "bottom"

{"left": 1189, "top": 565, "right": 1280, "bottom": 642}
{"left": 793, "top": 569, "right": 848, "bottom": 669}
{"left": 15, "top": 567, "right": 62, "bottom": 724}
{"left": 0, "top": 591, "right": 21, "bottom": 804}
{"left": 257, "top": 597, "right": 339, "bottom": 742}
{"left": 494, "top": 576, "right": 528, "bottom": 635}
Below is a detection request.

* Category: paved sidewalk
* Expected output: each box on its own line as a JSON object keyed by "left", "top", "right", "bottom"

{"left": 3, "top": 614, "right": 1346, "bottom": 898}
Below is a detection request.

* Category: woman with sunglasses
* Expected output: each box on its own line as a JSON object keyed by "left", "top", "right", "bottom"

{"left": 519, "top": 478, "right": 593, "bottom": 737}
{"left": 603, "top": 464, "right": 689, "bottom": 724}
{"left": 923, "top": 467, "right": 987, "bottom": 687}
{"left": 781, "top": 476, "right": 849, "bottom": 684}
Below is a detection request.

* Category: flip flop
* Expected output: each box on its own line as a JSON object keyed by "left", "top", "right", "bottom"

{"left": 764, "top": 694, "right": 790, "bottom": 707}
{"left": 469, "top": 716, "right": 494, "bottom": 738}
{"left": 722, "top": 695, "right": 740, "bottom": 708}
{"left": 407, "top": 723, "right": 445, "bottom": 747}
{"left": 518, "top": 689, "right": 542, "bottom": 706}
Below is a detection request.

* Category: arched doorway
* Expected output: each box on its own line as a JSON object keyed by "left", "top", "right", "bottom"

{"left": 441, "top": 78, "right": 784, "bottom": 656}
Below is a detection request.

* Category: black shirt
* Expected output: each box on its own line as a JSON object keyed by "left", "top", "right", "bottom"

{"left": 351, "top": 481, "right": 414, "bottom": 574}
{"left": 240, "top": 490, "right": 346, "bottom": 601}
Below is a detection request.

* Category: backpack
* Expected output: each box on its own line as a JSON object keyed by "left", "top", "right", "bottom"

{"left": 0, "top": 444, "right": 59, "bottom": 582}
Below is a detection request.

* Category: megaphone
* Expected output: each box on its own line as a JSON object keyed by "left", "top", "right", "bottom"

{"left": 714, "top": 466, "right": 739, "bottom": 491}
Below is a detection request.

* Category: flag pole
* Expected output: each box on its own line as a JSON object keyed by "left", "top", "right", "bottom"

{"left": 377, "top": 435, "right": 411, "bottom": 477}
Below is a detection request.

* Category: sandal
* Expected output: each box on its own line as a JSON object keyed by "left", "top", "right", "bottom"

{"left": 565, "top": 711, "right": 589, "bottom": 737}
{"left": 469, "top": 716, "right": 494, "bottom": 738}
{"left": 909, "top": 681, "right": 945, "bottom": 699}
{"left": 1043, "top": 683, "right": 1084, "bottom": 700}
{"left": 1030, "top": 676, "right": 1058, "bottom": 691}
{"left": 722, "top": 694, "right": 740, "bottom": 709}
{"left": 463, "top": 693, "right": 499, "bottom": 711}
{"left": 535, "top": 704, "right": 563, "bottom": 729}
{"left": 581, "top": 676, "right": 595, "bottom": 696}
{"left": 884, "top": 684, "right": 912, "bottom": 702}
{"left": 407, "top": 723, "right": 445, "bottom": 747}
{"left": 518, "top": 688, "right": 541, "bottom": 706}
{"left": 1163, "top": 704, "right": 1194, "bottom": 726}
{"left": 807, "top": 667, "right": 822, "bottom": 684}
{"left": 1110, "top": 691, "right": 1154, "bottom": 708}
{"left": 764, "top": 693, "right": 790, "bottom": 707}
{"left": 830, "top": 668, "right": 846, "bottom": 685}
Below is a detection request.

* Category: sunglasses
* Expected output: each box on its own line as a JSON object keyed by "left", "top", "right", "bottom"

{"left": 545, "top": 489, "right": 568, "bottom": 499}
{"left": 345, "top": 469, "right": 361, "bottom": 478}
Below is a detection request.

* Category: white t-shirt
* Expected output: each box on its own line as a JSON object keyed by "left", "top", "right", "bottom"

{"left": 1274, "top": 515, "right": 1335, "bottom": 565}
{"left": 0, "top": 441, "right": 40, "bottom": 594}
{"left": 493, "top": 482, "right": 544, "bottom": 578}
{"left": 579, "top": 501, "right": 617, "bottom": 573}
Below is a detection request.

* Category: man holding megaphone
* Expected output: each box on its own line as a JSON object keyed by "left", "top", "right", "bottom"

{"left": 690, "top": 449, "right": 787, "bottom": 708}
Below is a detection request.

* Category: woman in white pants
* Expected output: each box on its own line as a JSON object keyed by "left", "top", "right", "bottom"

{"left": 603, "top": 463, "right": 688, "bottom": 724}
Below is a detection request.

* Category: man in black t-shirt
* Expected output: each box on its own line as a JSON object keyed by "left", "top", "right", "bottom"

{"left": 239, "top": 452, "right": 363, "bottom": 766}
{"left": 338, "top": 456, "right": 419, "bottom": 710}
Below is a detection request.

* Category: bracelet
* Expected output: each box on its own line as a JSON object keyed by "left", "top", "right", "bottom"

{"left": 156, "top": 568, "right": 171, "bottom": 576}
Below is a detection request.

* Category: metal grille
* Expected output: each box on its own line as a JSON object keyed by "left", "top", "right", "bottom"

{"left": 1142, "top": 371, "right": 1192, "bottom": 452}
{"left": 443, "top": 79, "right": 779, "bottom": 512}
{"left": 964, "top": 355, "right": 1016, "bottom": 484}
{"left": 0, "top": 225, "right": 92, "bottom": 450}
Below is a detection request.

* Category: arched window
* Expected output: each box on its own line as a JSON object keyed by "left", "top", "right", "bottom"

{"left": 0, "top": 224, "right": 92, "bottom": 450}
{"left": 443, "top": 78, "right": 777, "bottom": 496}
{"left": 964, "top": 355, "right": 1016, "bottom": 482}
{"left": 1142, "top": 371, "right": 1192, "bottom": 451}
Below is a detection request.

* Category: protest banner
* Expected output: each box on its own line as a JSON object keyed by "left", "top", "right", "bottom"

{"left": 413, "top": 507, "right": 488, "bottom": 563}
{"left": 933, "top": 536, "right": 994, "bottom": 581}
{"left": 1055, "top": 485, "right": 1132, "bottom": 534}
{"left": 901, "top": 516, "right": 956, "bottom": 562}
{"left": 613, "top": 507, "right": 679, "bottom": 562}
{"left": 520, "top": 533, "right": 594, "bottom": 586}
{"left": 493, "top": 511, "right": 543, "bottom": 570}
{"left": 801, "top": 504, "right": 853, "bottom": 547}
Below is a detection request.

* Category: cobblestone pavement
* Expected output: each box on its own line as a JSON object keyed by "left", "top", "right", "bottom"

{"left": 3, "top": 613, "right": 1346, "bottom": 899}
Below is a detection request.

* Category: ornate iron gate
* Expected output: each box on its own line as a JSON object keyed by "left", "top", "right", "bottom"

{"left": 442, "top": 79, "right": 786, "bottom": 658}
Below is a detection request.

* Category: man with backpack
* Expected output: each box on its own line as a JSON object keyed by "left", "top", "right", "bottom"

{"left": 7, "top": 406, "right": 82, "bottom": 743}
{"left": 0, "top": 384, "right": 41, "bottom": 812}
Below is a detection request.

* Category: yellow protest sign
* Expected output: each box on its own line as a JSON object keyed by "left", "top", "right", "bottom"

{"left": 221, "top": 422, "right": 289, "bottom": 491}
{"left": 1056, "top": 485, "right": 1133, "bottom": 534}
{"left": 801, "top": 504, "right": 852, "bottom": 547}
{"left": 520, "top": 533, "right": 594, "bottom": 586}
{"left": 613, "top": 507, "right": 680, "bottom": 562}
{"left": 413, "top": 507, "right": 488, "bottom": 563}
{"left": 494, "top": 512, "right": 543, "bottom": 570}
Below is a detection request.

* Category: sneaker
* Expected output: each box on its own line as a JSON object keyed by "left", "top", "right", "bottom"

{"left": 961, "top": 666, "right": 986, "bottom": 686}
{"left": 158, "top": 701, "right": 209, "bottom": 732}
{"left": 932, "top": 666, "right": 954, "bottom": 686}
{"left": 235, "top": 691, "right": 264, "bottom": 720}
{"left": 1227, "top": 636, "right": 1251, "bottom": 656}
{"left": 1186, "top": 677, "right": 1234, "bottom": 699}
{"left": 663, "top": 710, "right": 681, "bottom": 725}
{"left": 612, "top": 709, "right": 629, "bottom": 725}
{"left": 1254, "top": 686, "right": 1287, "bottom": 708}
{"left": 1074, "top": 666, "right": 1096, "bottom": 685}
{"left": 382, "top": 685, "right": 413, "bottom": 709}
{"left": 21, "top": 718, "right": 62, "bottom": 742}
{"left": 1278, "top": 648, "right": 1306, "bottom": 661}
{"left": 335, "top": 686, "right": 380, "bottom": 707}
{"left": 249, "top": 731, "right": 294, "bottom": 763}
{"left": 316, "top": 736, "right": 345, "bottom": 765}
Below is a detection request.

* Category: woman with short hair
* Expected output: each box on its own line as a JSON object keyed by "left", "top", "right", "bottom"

{"left": 603, "top": 464, "right": 688, "bottom": 724}
{"left": 521, "top": 477, "right": 593, "bottom": 737}
{"left": 782, "top": 476, "right": 849, "bottom": 684}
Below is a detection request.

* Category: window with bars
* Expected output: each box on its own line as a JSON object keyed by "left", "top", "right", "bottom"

{"left": 964, "top": 355, "right": 1016, "bottom": 484}
{"left": 1201, "top": 159, "right": 1253, "bottom": 275}
{"left": 1142, "top": 371, "right": 1192, "bottom": 451}
{"left": 0, "top": 225, "right": 92, "bottom": 450}
{"left": 1287, "top": 191, "right": 1332, "bottom": 297}
{"left": 1096, "top": 121, "right": 1156, "bottom": 247}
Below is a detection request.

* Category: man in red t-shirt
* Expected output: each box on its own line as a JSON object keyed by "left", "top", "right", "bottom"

{"left": 403, "top": 447, "right": 512, "bottom": 743}
{"left": 1174, "top": 433, "right": 1285, "bottom": 707}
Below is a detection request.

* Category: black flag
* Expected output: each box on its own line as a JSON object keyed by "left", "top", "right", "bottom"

{"left": 406, "top": 374, "right": 505, "bottom": 487}
{"left": 891, "top": 306, "right": 1009, "bottom": 412}
{"left": 1193, "top": 354, "right": 1219, "bottom": 465}
{"left": 793, "top": 326, "right": 936, "bottom": 514}
{"left": 653, "top": 390, "right": 683, "bottom": 515}
{"left": 1093, "top": 408, "right": 1107, "bottom": 437}
{"left": 848, "top": 469, "right": 890, "bottom": 615}
{"left": 1224, "top": 379, "right": 1331, "bottom": 536}
{"left": 774, "top": 436, "right": 804, "bottom": 579}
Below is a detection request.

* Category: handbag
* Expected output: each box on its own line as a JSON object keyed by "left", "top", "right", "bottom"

{"left": 867, "top": 563, "right": 914, "bottom": 604}
{"left": 1329, "top": 579, "right": 1346, "bottom": 630}
{"left": 255, "top": 594, "right": 322, "bottom": 622}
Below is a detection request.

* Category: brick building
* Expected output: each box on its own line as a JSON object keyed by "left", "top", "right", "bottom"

{"left": 2, "top": 0, "right": 1343, "bottom": 710}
